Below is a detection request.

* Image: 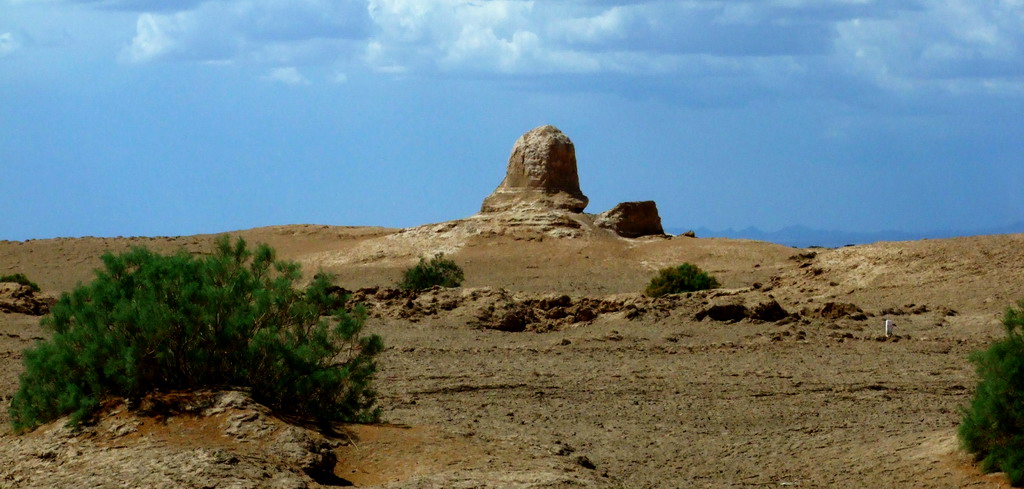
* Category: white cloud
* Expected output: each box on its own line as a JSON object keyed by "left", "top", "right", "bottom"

{"left": 834, "top": 0, "right": 1024, "bottom": 93}
{"left": 107, "top": 0, "right": 1023, "bottom": 98}
{"left": 553, "top": 6, "right": 632, "bottom": 44}
{"left": 262, "top": 66, "right": 310, "bottom": 85}
{"left": 331, "top": 71, "right": 348, "bottom": 83}
{"left": 0, "top": 32, "right": 20, "bottom": 57}
{"left": 439, "top": 25, "right": 590, "bottom": 73}
{"left": 124, "top": 0, "right": 369, "bottom": 63}
{"left": 125, "top": 12, "right": 184, "bottom": 62}
{"left": 365, "top": 0, "right": 544, "bottom": 72}
{"left": 117, "top": 0, "right": 845, "bottom": 76}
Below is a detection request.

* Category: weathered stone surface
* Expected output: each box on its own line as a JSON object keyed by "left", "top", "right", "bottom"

{"left": 481, "top": 125, "right": 589, "bottom": 214}
{"left": 594, "top": 201, "right": 665, "bottom": 238}
{"left": 0, "top": 283, "right": 54, "bottom": 315}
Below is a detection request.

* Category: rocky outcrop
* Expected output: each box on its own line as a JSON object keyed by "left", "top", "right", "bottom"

{"left": 750, "top": 299, "right": 790, "bottom": 322}
{"left": 481, "top": 125, "right": 589, "bottom": 214}
{"left": 813, "top": 302, "right": 868, "bottom": 321}
{"left": 0, "top": 282, "right": 55, "bottom": 315}
{"left": 382, "top": 125, "right": 673, "bottom": 242}
{"left": 594, "top": 201, "right": 665, "bottom": 238}
{"left": 333, "top": 286, "right": 692, "bottom": 332}
{"left": 695, "top": 299, "right": 793, "bottom": 323}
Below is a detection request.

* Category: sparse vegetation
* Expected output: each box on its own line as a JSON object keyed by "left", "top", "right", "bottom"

{"left": 8, "top": 236, "right": 383, "bottom": 431}
{"left": 644, "top": 263, "right": 720, "bottom": 297}
{"left": 959, "top": 300, "right": 1024, "bottom": 486}
{"left": 398, "top": 253, "right": 465, "bottom": 291}
{"left": 0, "top": 273, "right": 40, "bottom": 292}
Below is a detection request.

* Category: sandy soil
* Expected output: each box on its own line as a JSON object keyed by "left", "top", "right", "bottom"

{"left": 2, "top": 223, "right": 1023, "bottom": 488}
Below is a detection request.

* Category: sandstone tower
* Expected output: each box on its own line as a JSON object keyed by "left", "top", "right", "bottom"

{"left": 480, "top": 125, "right": 589, "bottom": 214}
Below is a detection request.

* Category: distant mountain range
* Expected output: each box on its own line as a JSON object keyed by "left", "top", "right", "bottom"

{"left": 666, "top": 221, "right": 1024, "bottom": 249}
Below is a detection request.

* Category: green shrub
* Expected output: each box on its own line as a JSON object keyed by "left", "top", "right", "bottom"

{"left": 645, "top": 263, "right": 720, "bottom": 297}
{"left": 0, "top": 273, "right": 40, "bottom": 292}
{"left": 960, "top": 300, "right": 1024, "bottom": 485}
{"left": 398, "top": 253, "right": 464, "bottom": 291}
{"left": 8, "top": 236, "right": 383, "bottom": 431}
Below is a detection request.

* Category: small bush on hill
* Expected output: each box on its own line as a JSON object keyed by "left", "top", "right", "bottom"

{"left": 8, "top": 236, "right": 383, "bottom": 432}
{"left": 0, "top": 273, "right": 40, "bottom": 293}
{"left": 960, "top": 300, "right": 1024, "bottom": 486}
{"left": 398, "top": 253, "right": 464, "bottom": 291}
{"left": 645, "top": 263, "right": 720, "bottom": 297}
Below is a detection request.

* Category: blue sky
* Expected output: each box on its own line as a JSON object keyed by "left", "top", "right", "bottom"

{"left": 1, "top": 0, "right": 1022, "bottom": 241}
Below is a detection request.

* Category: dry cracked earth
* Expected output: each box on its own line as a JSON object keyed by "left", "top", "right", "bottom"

{"left": 2, "top": 223, "right": 1023, "bottom": 488}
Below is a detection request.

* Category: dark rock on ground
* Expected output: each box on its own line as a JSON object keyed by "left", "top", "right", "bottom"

{"left": 695, "top": 303, "right": 749, "bottom": 322}
{"left": 816, "top": 302, "right": 867, "bottom": 321}
{"left": 595, "top": 201, "right": 666, "bottom": 238}
{"left": 750, "top": 300, "right": 790, "bottom": 322}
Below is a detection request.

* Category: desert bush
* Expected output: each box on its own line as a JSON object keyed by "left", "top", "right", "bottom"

{"left": 645, "top": 263, "right": 720, "bottom": 297}
{"left": 0, "top": 273, "right": 40, "bottom": 292}
{"left": 959, "top": 300, "right": 1024, "bottom": 485}
{"left": 8, "top": 236, "right": 383, "bottom": 431}
{"left": 398, "top": 253, "right": 464, "bottom": 291}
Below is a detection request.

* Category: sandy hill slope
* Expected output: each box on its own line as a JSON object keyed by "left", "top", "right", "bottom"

{"left": 2, "top": 224, "right": 1024, "bottom": 488}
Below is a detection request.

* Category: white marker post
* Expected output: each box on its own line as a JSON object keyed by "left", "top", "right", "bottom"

{"left": 884, "top": 319, "right": 895, "bottom": 338}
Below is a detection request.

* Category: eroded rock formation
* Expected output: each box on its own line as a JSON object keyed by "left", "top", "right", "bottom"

{"left": 0, "top": 282, "right": 54, "bottom": 315}
{"left": 595, "top": 201, "right": 665, "bottom": 238}
{"left": 391, "top": 124, "right": 672, "bottom": 242}
{"left": 481, "top": 125, "right": 589, "bottom": 214}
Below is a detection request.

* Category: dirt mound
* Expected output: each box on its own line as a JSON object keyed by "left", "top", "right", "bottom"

{"left": 472, "top": 294, "right": 611, "bottom": 332}
{"left": 2, "top": 390, "right": 344, "bottom": 488}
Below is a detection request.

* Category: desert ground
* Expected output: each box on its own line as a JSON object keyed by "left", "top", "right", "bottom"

{"left": 2, "top": 223, "right": 1023, "bottom": 488}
